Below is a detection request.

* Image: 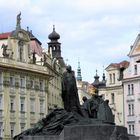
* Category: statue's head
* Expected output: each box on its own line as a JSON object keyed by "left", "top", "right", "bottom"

{"left": 82, "top": 96, "right": 87, "bottom": 102}
{"left": 66, "top": 65, "right": 72, "bottom": 72}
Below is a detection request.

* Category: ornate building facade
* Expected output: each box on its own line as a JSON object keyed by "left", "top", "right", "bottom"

{"left": 0, "top": 14, "right": 64, "bottom": 138}
{"left": 123, "top": 33, "right": 140, "bottom": 137}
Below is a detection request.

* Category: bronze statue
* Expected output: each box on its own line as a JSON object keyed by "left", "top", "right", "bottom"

{"left": 61, "top": 65, "right": 81, "bottom": 113}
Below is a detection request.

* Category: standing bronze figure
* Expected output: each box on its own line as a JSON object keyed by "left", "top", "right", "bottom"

{"left": 61, "top": 65, "right": 81, "bottom": 113}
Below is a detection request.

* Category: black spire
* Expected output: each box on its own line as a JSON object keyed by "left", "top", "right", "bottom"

{"left": 48, "top": 25, "right": 60, "bottom": 41}
{"left": 92, "top": 70, "right": 100, "bottom": 87}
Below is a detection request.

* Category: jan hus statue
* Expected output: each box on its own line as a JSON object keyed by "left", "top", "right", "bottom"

{"left": 61, "top": 65, "right": 81, "bottom": 113}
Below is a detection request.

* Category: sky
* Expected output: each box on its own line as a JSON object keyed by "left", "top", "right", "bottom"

{"left": 0, "top": 0, "right": 140, "bottom": 83}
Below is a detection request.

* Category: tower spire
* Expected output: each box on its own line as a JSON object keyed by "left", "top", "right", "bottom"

{"left": 76, "top": 61, "right": 82, "bottom": 81}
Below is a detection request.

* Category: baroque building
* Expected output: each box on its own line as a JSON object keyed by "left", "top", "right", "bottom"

{"left": 123, "top": 33, "right": 140, "bottom": 137}
{"left": 0, "top": 14, "right": 64, "bottom": 138}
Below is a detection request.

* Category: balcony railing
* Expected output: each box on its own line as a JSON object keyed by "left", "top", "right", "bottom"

{"left": 127, "top": 115, "right": 136, "bottom": 122}
{"left": 126, "top": 95, "right": 135, "bottom": 102}
{"left": 0, "top": 57, "right": 51, "bottom": 77}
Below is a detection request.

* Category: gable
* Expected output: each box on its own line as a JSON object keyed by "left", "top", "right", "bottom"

{"left": 128, "top": 34, "right": 140, "bottom": 57}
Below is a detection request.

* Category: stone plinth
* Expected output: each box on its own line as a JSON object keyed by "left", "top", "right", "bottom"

{"left": 23, "top": 124, "right": 129, "bottom": 140}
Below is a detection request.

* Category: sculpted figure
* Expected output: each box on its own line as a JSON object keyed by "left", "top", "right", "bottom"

{"left": 32, "top": 51, "right": 36, "bottom": 64}
{"left": 16, "top": 12, "right": 21, "bottom": 29}
{"left": 1, "top": 44, "right": 9, "bottom": 57}
{"left": 61, "top": 65, "right": 81, "bottom": 113}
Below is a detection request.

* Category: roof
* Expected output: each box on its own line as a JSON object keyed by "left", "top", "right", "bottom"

{"left": 30, "top": 40, "right": 42, "bottom": 56}
{"left": 0, "top": 32, "right": 11, "bottom": 39}
{"left": 106, "top": 60, "right": 129, "bottom": 70}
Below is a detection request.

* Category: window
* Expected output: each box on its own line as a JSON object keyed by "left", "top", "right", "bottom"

{"left": 20, "top": 98, "right": 25, "bottom": 112}
{"left": 132, "top": 124, "right": 135, "bottom": 135}
{"left": 40, "top": 100, "right": 44, "bottom": 113}
{"left": 0, "top": 123, "right": 2, "bottom": 137}
{"left": 128, "top": 103, "right": 134, "bottom": 116}
{"left": 10, "top": 97, "right": 14, "bottom": 111}
{"left": 109, "top": 74, "right": 112, "bottom": 84}
{"left": 132, "top": 104, "right": 134, "bottom": 115}
{"left": 128, "top": 124, "right": 135, "bottom": 135}
{"left": 111, "top": 93, "right": 115, "bottom": 104}
{"left": 30, "top": 99, "right": 35, "bottom": 112}
{"left": 20, "top": 123, "right": 25, "bottom": 132}
{"left": 0, "top": 73, "right": 2, "bottom": 84}
{"left": 10, "top": 123, "right": 15, "bottom": 137}
{"left": 0, "top": 96, "right": 2, "bottom": 110}
{"left": 131, "top": 84, "right": 134, "bottom": 95}
{"left": 39, "top": 80, "right": 44, "bottom": 91}
{"left": 20, "top": 77, "right": 25, "bottom": 88}
{"left": 134, "top": 65, "right": 137, "bottom": 75}
{"left": 128, "top": 85, "right": 130, "bottom": 95}
{"left": 128, "top": 125, "right": 131, "bottom": 135}
{"left": 30, "top": 80, "right": 34, "bottom": 89}
{"left": 113, "top": 73, "right": 115, "bottom": 83}
{"left": 10, "top": 76, "right": 15, "bottom": 86}
{"left": 128, "top": 84, "right": 134, "bottom": 95}
{"left": 128, "top": 104, "right": 131, "bottom": 115}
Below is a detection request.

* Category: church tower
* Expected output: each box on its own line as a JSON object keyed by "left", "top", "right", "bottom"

{"left": 48, "top": 25, "right": 65, "bottom": 67}
{"left": 76, "top": 61, "right": 82, "bottom": 81}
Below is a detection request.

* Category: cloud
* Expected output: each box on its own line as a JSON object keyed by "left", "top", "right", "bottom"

{"left": 0, "top": 0, "right": 140, "bottom": 82}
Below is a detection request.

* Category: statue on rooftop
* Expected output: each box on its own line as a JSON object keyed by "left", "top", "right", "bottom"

{"left": 1, "top": 44, "right": 9, "bottom": 58}
{"left": 16, "top": 12, "right": 21, "bottom": 29}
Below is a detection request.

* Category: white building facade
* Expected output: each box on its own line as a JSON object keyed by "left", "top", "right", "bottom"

{"left": 123, "top": 34, "right": 140, "bottom": 137}
{"left": 103, "top": 61, "right": 129, "bottom": 126}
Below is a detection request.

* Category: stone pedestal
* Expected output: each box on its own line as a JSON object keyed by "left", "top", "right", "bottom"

{"left": 23, "top": 124, "right": 129, "bottom": 140}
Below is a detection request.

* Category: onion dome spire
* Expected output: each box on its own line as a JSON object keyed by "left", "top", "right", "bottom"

{"left": 48, "top": 25, "right": 60, "bottom": 41}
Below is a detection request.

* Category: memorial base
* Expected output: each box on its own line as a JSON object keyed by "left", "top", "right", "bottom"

{"left": 23, "top": 124, "right": 129, "bottom": 140}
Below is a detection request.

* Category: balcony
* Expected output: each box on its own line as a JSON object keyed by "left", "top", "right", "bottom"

{"left": 19, "top": 112, "right": 26, "bottom": 124}
{"left": 10, "top": 111, "right": 16, "bottom": 122}
{"left": 0, "top": 57, "right": 52, "bottom": 78}
{"left": 10, "top": 87, "right": 16, "bottom": 94}
{"left": 127, "top": 115, "right": 136, "bottom": 122}
{"left": 30, "top": 113, "right": 36, "bottom": 124}
{"left": 30, "top": 91, "right": 35, "bottom": 96}
{"left": 126, "top": 95, "right": 135, "bottom": 102}
{"left": 38, "top": 91, "right": 45, "bottom": 98}
{"left": 19, "top": 88, "right": 26, "bottom": 95}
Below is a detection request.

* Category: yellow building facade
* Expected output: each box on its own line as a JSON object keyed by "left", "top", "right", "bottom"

{"left": 0, "top": 14, "right": 64, "bottom": 138}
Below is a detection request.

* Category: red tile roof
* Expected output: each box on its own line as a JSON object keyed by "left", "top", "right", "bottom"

{"left": 0, "top": 32, "right": 11, "bottom": 39}
{"left": 106, "top": 60, "right": 129, "bottom": 69}
{"left": 30, "top": 40, "right": 42, "bottom": 56}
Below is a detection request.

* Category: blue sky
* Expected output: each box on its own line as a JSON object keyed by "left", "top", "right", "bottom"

{"left": 0, "top": 0, "right": 140, "bottom": 82}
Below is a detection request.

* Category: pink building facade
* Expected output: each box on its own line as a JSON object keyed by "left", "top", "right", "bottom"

{"left": 123, "top": 34, "right": 140, "bottom": 137}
